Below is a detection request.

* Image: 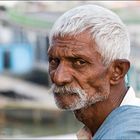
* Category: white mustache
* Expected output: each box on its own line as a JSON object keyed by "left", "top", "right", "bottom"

{"left": 51, "top": 84, "right": 86, "bottom": 98}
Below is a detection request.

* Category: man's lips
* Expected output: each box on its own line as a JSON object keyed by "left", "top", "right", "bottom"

{"left": 54, "top": 91, "right": 77, "bottom": 96}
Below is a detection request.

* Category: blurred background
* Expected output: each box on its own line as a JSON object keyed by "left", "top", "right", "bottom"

{"left": 0, "top": 1, "right": 140, "bottom": 138}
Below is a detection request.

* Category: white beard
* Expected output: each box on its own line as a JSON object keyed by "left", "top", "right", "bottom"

{"left": 51, "top": 84, "right": 108, "bottom": 111}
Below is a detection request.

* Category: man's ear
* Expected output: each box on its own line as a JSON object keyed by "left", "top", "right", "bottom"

{"left": 109, "top": 59, "right": 130, "bottom": 85}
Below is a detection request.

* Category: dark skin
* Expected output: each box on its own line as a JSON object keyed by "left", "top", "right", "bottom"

{"left": 48, "top": 31, "right": 130, "bottom": 139}
{"left": 75, "top": 60, "right": 130, "bottom": 138}
{"left": 75, "top": 78, "right": 129, "bottom": 139}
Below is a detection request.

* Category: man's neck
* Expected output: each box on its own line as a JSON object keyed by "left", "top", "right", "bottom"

{"left": 74, "top": 84, "right": 128, "bottom": 136}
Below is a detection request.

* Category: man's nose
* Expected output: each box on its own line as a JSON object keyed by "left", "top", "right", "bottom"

{"left": 53, "top": 64, "right": 72, "bottom": 86}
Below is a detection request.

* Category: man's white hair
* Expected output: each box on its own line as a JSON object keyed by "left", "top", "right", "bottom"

{"left": 49, "top": 4, "right": 130, "bottom": 66}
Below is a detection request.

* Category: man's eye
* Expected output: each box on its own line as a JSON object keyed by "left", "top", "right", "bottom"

{"left": 73, "top": 59, "right": 86, "bottom": 67}
{"left": 49, "top": 57, "right": 60, "bottom": 68}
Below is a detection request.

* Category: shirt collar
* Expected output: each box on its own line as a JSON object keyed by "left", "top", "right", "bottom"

{"left": 120, "top": 87, "right": 140, "bottom": 106}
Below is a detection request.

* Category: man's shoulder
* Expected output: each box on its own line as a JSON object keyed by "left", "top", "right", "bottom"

{"left": 115, "top": 105, "right": 140, "bottom": 115}
{"left": 104, "top": 105, "right": 140, "bottom": 125}
{"left": 105, "top": 105, "right": 140, "bottom": 139}
{"left": 93, "top": 105, "right": 140, "bottom": 139}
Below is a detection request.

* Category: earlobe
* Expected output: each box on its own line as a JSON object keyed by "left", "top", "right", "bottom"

{"left": 110, "top": 59, "right": 130, "bottom": 85}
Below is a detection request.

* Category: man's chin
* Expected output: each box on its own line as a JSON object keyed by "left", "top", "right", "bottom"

{"left": 54, "top": 99, "right": 76, "bottom": 111}
{"left": 53, "top": 93, "right": 80, "bottom": 110}
{"left": 55, "top": 103, "right": 73, "bottom": 111}
{"left": 55, "top": 97, "right": 108, "bottom": 111}
{"left": 53, "top": 92, "right": 108, "bottom": 111}
{"left": 54, "top": 98, "right": 88, "bottom": 111}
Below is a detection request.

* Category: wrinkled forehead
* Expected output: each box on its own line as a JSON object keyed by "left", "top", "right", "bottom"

{"left": 49, "top": 31, "right": 95, "bottom": 53}
{"left": 48, "top": 33, "right": 102, "bottom": 62}
{"left": 48, "top": 39, "right": 89, "bottom": 55}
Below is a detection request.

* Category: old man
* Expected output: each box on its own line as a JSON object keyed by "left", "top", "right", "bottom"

{"left": 48, "top": 4, "right": 140, "bottom": 139}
